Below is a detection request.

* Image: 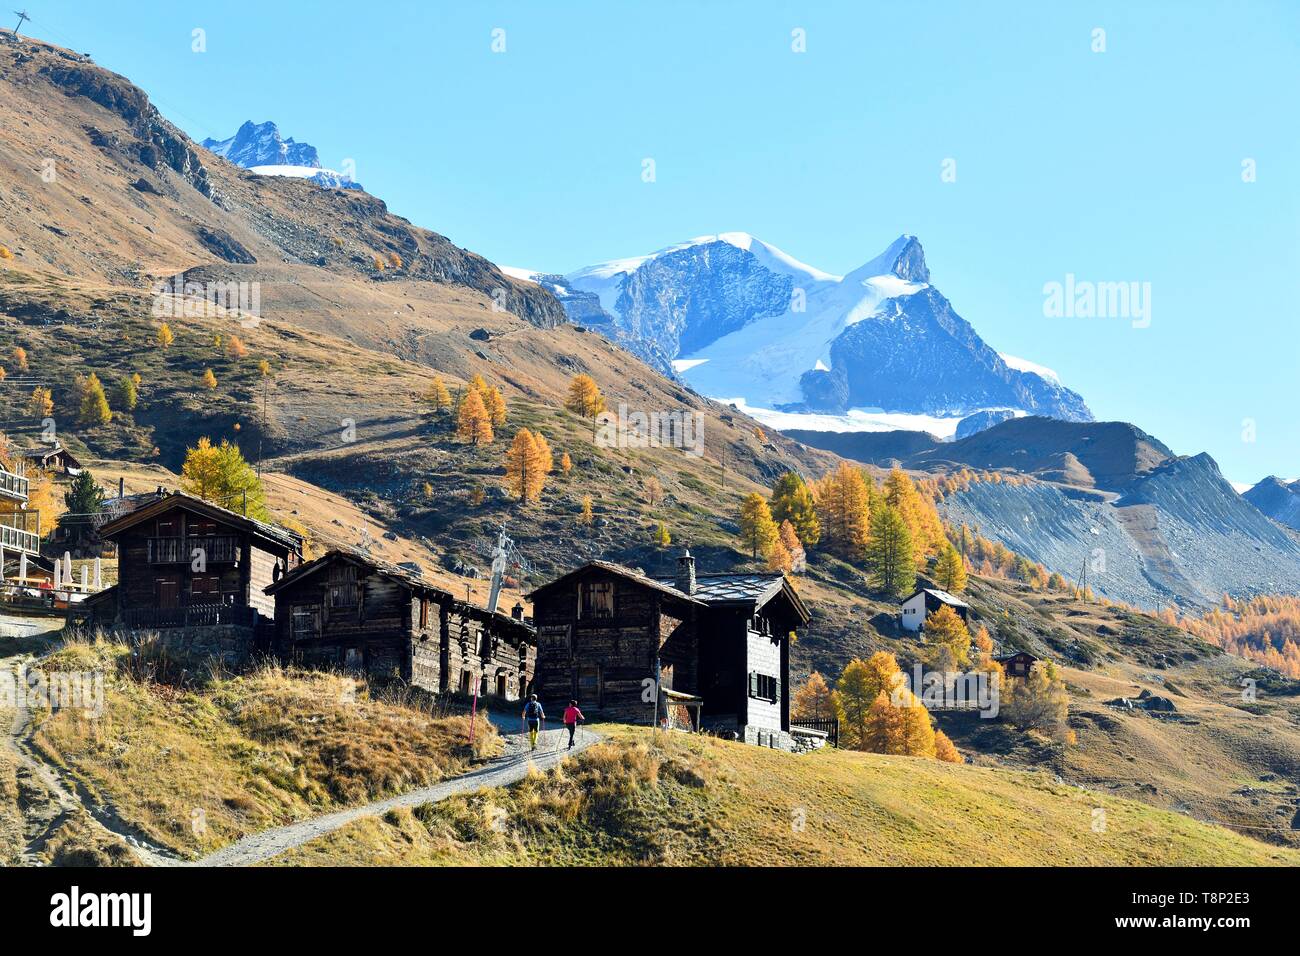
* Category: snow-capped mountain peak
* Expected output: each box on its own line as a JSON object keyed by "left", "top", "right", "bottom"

{"left": 202, "top": 120, "right": 320, "bottom": 169}
{"left": 201, "top": 121, "right": 362, "bottom": 191}
{"left": 530, "top": 231, "right": 1091, "bottom": 433}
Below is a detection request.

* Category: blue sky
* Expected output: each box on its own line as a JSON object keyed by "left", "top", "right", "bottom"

{"left": 35, "top": 1, "right": 1300, "bottom": 485}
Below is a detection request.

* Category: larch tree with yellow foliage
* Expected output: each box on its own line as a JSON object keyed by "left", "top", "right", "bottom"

{"left": 559, "top": 452, "right": 573, "bottom": 475}
{"left": 791, "top": 671, "right": 840, "bottom": 722}
{"left": 485, "top": 386, "right": 507, "bottom": 429}
{"left": 883, "top": 467, "right": 944, "bottom": 569}
{"left": 504, "top": 428, "right": 547, "bottom": 502}
{"left": 922, "top": 603, "right": 972, "bottom": 670}
{"left": 934, "top": 730, "right": 963, "bottom": 763}
{"left": 816, "top": 463, "right": 872, "bottom": 559}
{"left": 201, "top": 368, "right": 218, "bottom": 391}
{"left": 738, "top": 492, "right": 779, "bottom": 559}
{"left": 157, "top": 324, "right": 174, "bottom": 349}
{"left": 12, "top": 346, "right": 28, "bottom": 371}
{"left": 933, "top": 541, "right": 968, "bottom": 593}
{"left": 564, "top": 374, "right": 606, "bottom": 419}
{"left": 180, "top": 437, "right": 269, "bottom": 520}
{"left": 423, "top": 375, "right": 453, "bottom": 412}
{"left": 28, "top": 387, "right": 53, "bottom": 418}
{"left": 579, "top": 494, "right": 593, "bottom": 526}
{"left": 766, "top": 536, "right": 793, "bottom": 574}
{"left": 834, "top": 652, "right": 904, "bottom": 750}
{"left": 457, "top": 387, "right": 494, "bottom": 445}
{"left": 863, "top": 687, "right": 937, "bottom": 757}
{"left": 652, "top": 521, "right": 671, "bottom": 548}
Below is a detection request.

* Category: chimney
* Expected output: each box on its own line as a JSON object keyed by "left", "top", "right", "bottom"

{"left": 676, "top": 548, "right": 696, "bottom": 595}
{"left": 511, "top": 602, "right": 524, "bottom": 621}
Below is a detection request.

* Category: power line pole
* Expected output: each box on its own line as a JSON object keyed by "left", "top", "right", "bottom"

{"left": 12, "top": 10, "right": 29, "bottom": 36}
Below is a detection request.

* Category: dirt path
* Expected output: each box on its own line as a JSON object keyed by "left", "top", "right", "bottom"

{"left": 195, "top": 719, "right": 596, "bottom": 867}
{"left": 3, "top": 654, "right": 177, "bottom": 866}
{"left": 5, "top": 645, "right": 595, "bottom": 867}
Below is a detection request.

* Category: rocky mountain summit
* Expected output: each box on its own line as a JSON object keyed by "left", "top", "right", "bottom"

{"left": 202, "top": 120, "right": 362, "bottom": 190}
{"left": 527, "top": 233, "right": 1091, "bottom": 427}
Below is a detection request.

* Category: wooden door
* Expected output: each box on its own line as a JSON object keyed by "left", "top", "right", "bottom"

{"left": 156, "top": 577, "right": 180, "bottom": 609}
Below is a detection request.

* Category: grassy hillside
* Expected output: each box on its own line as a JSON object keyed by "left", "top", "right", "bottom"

{"left": 271, "top": 725, "right": 1300, "bottom": 867}
{"left": 28, "top": 636, "right": 500, "bottom": 859}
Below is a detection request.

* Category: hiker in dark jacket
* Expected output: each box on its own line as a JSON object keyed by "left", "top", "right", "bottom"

{"left": 522, "top": 695, "right": 545, "bottom": 751}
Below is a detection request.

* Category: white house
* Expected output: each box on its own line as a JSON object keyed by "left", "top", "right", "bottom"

{"left": 899, "top": 587, "right": 970, "bottom": 632}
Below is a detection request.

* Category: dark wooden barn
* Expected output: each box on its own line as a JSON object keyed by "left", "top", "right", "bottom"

{"left": 94, "top": 491, "right": 304, "bottom": 629}
{"left": 994, "top": 651, "right": 1040, "bottom": 678}
{"left": 527, "top": 550, "right": 809, "bottom": 744}
{"left": 265, "top": 548, "right": 536, "bottom": 697}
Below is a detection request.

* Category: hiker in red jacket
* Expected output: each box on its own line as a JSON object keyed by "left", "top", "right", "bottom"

{"left": 563, "top": 699, "right": 584, "bottom": 750}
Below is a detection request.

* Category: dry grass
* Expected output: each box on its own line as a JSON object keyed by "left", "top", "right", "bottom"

{"left": 30, "top": 636, "right": 500, "bottom": 858}
{"left": 271, "top": 725, "right": 1300, "bottom": 867}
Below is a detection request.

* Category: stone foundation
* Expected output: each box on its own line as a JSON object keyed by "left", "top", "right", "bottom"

{"left": 742, "top": 724, "right": 829, "bottom": 754}
{"left": 116, "top": 625, "right": 255, "bottom": 668}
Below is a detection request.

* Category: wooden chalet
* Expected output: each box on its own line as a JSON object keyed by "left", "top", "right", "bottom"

{"left": 93, "top": 491, "right": 304, "bottom": 629}
{"left": 994, "top": 651, "right": 1040, "bottom": 678}
{"left": 265, "top": 549, "right": 536, "bottom": 697}
{"left": 526, "top": 550, "right": 810, "bottom": 743}
{"left": 22, "top": 444, "right": 82, "bottom": 476}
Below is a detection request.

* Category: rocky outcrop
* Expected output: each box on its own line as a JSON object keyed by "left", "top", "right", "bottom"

{"left": 40, "top": 59, "right": 217, "bottom": 200}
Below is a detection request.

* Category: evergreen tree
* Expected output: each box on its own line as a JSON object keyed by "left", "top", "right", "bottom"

{"left": 770, "top": 471, "right": 821, "bottom": 548}
{"left": 117, "top": 374, "right": 139, "bottom": 411}
{"left": 866, "top": 503, "right": 915, "bottom": 597}
{"left": 76, "top": 372, "right": 112, "bottom": 426}
{"left": 60, "top": 470, "right": 104, "bottom": 543}
{"left": 738, "top": 492, "right": 779, "bottom": 559}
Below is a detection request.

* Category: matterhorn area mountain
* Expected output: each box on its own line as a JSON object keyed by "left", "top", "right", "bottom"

{"left": 516, "top": 232, "right": 1092, "bottom": 435}
{"left": 202, "top": 119, "right": 362, "bottom": 190}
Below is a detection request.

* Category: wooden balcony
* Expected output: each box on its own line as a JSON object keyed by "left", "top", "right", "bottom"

{"left": 0, "top": 467, "right": 28, "bottom": 502}
{"left": 147, "top": 535, "right": 240, "bottom": 564}
{"left": 121, "top": 602, "right": 260, "bottom": 630}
